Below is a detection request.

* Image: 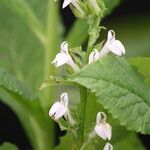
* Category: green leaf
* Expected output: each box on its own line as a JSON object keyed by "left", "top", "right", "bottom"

{"left": 0, "top": 0, "right": 46, "bottom": 44}
{"left": 114, "top": 134, "right": 145, "bottom": 150}
{"left": 82, "top": 94, "right": 145, "bottom": 149}
{"left": 0, "top": 69, "right": 36, "bottom": 100}
{"left": 69, "top": 55, "right": 150, "bottom": 134}
{"left": 0, "top": 2, "right": 44, "bottom": 90}
{"left": 129, "top": 57, "right": 150, "bottom": 87}
{"left": 0, "top": 87, "right": 52, "bottom": 150}
{"left": 0, "top": 143, "right": 18, "bottom": 150}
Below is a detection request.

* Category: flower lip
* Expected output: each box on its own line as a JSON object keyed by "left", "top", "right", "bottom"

{"left": 99, "top": 30, "right": 125, "bottom": 58}
{"left": 107, "top": 30, "right": 115, "bottom": 41}
{"left": 103, "top": 142, "right": 113, "bottom": 150}
{"left": 95, "top": 112, "right": 112, "bottom": 140}
{"left": 49, "top": 92, "right": 69, "bottom": 120}
{"left": 61, "top": 41, "right": 68, "bottom": 53}
{"left": 62, "top": 0, "right": 72, "bottom": 8}
{"left": 88, "top": 49, "right": 99, "bottom": 64}
{"left": 51, "top": 41, "right": 79, "bottom": 72}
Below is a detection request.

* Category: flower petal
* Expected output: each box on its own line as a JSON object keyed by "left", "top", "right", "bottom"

{"left": 88, "top": 49, "right": 99, "bottom": 64}
{"left": 51, "top": 53, "right": 70, "bottom": 67}
{"left": 49, "top": 102, "right": 67, "bottom": 120}
{"left": 95, "top": 123, "right": 112, "bottom": 140}
{"left": 95, "top": 124, "right": 107, "bottom": 140}
{"left": 61, "top": 41, "right": 68, "bottom": 53}
{"left": 108, "top": 40, "right": 125, "bottom": 56}
{"left": 49, "top": 102, "right": 62, "bottom": 116}
{"left": 60, "top": 92, "right": 68, "bottom": 107}
{"left": 103, "top": 143, "right": 113, "bottom": 150}
{"left": 107, "top": 30, "right": 115, "bottom": 41}
{"left": 104, "top": 123, "right": 112, "bottom": 140}
{"left": 62, "top": 0, "right": 72, "bottom": 8}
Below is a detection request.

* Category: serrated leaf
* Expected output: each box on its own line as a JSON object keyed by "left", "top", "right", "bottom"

{"left": 0, "top": 142, "right": 18, "bottom": 150}
{"left": 0, "top": 69, "right": 36, "bottom": 100}
{"left": 0, "top": 87, "right": 52, "bottom": 150}
{"left": 69, "top": 55, "right": 150, "bottom": 134}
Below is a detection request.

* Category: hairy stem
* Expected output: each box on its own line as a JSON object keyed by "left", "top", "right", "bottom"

{"left": 86, "top": 16, "right": 101, "bottom": 57}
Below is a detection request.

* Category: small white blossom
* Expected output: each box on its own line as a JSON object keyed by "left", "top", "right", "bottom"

{"left": 88, "top": 49, "right": 99, "bottom": 64}
{"left": 103, "top": 143, "right": 113, "bottom": 150}
{"left": 95, "top": 112, "right": 112, "bottom": 140}
{"left": 62, "top": 0, "right": 80, "bottom": 9}
{"left": 62, "top": 0, "right": 72, "bottom": 8}
{"left": 51, "top": 41, "right": 79, "bottom": 72}
{"left": 49, "top": 93, "right": 68, "bottom": 120}
{"left": 99, "top": 30, "right": 125, "bottom": 57}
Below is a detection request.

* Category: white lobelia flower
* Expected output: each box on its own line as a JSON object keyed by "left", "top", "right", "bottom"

{"left": 62, "top": 0, "right": 80, "bottom": 9}
{"left": 99, "top": 30, "right": 125, "bottom": 58}
{"left": 103, "top": 143, "right": 113, "bottom": 150}
{"left": 49, "top": 93, "right": 69, "bottom": 120}
{"left": 95, "top": 112, "right": 112, "bottom": 140}
{"left": 51, "top": 41, "right": 79, "bottom": 72}
{"left": 88, "top": 49, "right": 99, "bottom": 64}
{"left": 62, "top": 0, "right": 72, "bottom": 8}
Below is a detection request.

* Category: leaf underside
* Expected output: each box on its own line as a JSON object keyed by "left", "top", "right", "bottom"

{"left": 0, "top": 69, "right": 36, "bottom": 100}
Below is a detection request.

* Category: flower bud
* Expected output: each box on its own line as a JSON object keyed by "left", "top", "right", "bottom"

{"left": 87, "top": 0, "right": 105, "bottom": 16}
{"left": 69, "top": 0, "right": 86, "bottom": 18}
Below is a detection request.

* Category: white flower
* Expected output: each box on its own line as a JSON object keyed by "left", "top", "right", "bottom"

{"left": 103, "top": 143, "right": 113, "bottom": 150}
{"left": 49, "top": 93, "right": 68, "bottom": 120}
{"left": 62, "top": 0, "right": 72, "bottom": 8}
{"left": 95, "top": 112, "right": 112, "bottom": 140}
{"left": 51, "top": 41, "right": 79, "bottom": 72}
{"left": 88, "top": 49, "right": 99, "bottom": 64}
{"left": 99, "top": 30, "right": 125, "bottom": 57}
{"left": 62, "top": 0, "right": 79, "bottom": 9}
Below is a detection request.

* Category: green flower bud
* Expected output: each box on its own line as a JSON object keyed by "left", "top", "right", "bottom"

{"left": 87, "top": 0, "right": 105, "bottom": 16}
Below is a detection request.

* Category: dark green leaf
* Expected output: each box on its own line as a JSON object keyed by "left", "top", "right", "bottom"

{"left": 0, "top": 143, "right": 18, "bottom": 150}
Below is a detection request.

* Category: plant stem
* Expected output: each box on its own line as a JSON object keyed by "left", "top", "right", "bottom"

{"left": 42, "top": 0, "right": 60, "bottom": 110}
{"left": 78, "top": 87, "right": 88, "bottom": 149}
{"left": 86, "top": 16, "right": 101, "bottom": 57}
{"left": 40, "top": 1, "right": 60, "bottom": 149}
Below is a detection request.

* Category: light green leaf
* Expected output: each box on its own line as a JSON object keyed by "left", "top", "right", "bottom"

{"left": 0, "top": 2, "right": 44, "bottom": 90}
{"left": 0, "top": 0, "right": 46, "bottom": 44}
{"left": 129, "top": 57, "right": 150, "bottom": 87}
{"left": 0, "top": 69, "right": 36, "bottom": 100}
{"left": 0, "top": 87, "right": 52, "bottom": 150}
{"left": 0, "top": 142, "right": 18, "bottom": 150}
{"left": 69, "top": 55, "right": 150, "bottom": 134}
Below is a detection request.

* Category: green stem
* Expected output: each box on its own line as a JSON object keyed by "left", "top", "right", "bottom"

{"left": 78, "top": 87, "right": 88, "bottom": 149}
{"left": 86, "top": 16, "right": 101, "bottom": 57}
{"left": 41, "top": 0, "right": 60, "bottom": 110}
